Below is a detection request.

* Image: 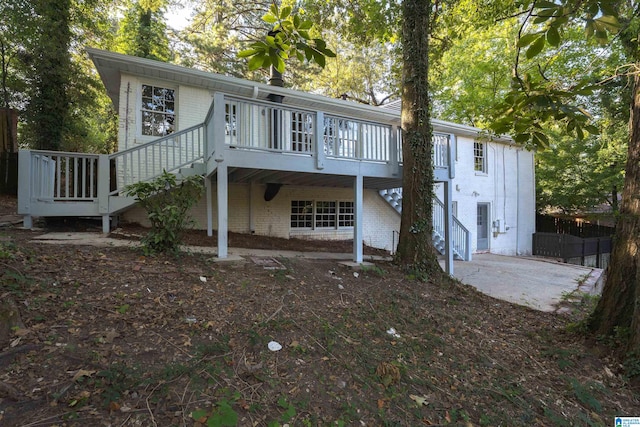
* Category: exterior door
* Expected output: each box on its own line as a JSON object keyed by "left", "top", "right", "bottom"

{"left": 477, "top": 203, "right": 489, "bottom": 251}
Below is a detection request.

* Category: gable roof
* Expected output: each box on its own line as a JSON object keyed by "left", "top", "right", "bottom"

{"left": 87, "top": 48, "right": 512, "bottom": 142}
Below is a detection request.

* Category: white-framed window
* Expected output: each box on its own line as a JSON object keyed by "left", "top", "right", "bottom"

{"left": 291, "top": 200, "right": 313, "bottom": 228}
{"left": 141, "top": 84, "right": 175, "bottom": 136}
{"left": 290, "top": 200, "right": 354, "bottom": 229}
{"left": 474, "top": 141, "right": 486, "bottom": 173}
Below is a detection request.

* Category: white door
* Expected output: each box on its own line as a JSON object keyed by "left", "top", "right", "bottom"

{"left": 477, "top": 203, "right": 489, "bottom": 251}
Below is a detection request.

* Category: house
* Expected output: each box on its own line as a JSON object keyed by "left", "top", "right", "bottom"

{"left": 17, "top": 49, "right": 536, "bottom": 274}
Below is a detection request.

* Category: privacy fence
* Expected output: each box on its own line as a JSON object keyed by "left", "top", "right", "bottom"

{"left": 0, "top": 152, "right": 18, "bottom": 195}
{"left": 533, "top": 214, "right": 614, "bottom": 269}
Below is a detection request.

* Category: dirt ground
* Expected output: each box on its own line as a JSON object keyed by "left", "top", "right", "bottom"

{"left": 1, "top": 194, "right": 639, "bottom": 426}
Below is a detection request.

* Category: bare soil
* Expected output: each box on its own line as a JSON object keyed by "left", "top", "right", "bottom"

{"left": 0, "top": 194, "right": 638, "bottom": 426}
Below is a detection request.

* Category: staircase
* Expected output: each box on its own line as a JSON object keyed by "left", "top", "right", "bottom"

{"left": 18, "top": 123, "right": 208, "bottom": 232}
{"left": 379, "top": 188, "right": 472, "bottom": 261}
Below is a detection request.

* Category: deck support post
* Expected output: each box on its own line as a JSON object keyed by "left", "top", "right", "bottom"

{"left": 217, "top": 163, "right": 228, "bottom": 258}
{"left": 353, "top": 174, "right": 363, "bottom": 263}
{"left": 206, "top": 175, "right": 213, "bottom": 237}
{"left": 443, "top": 179, "right": 454, "bottom": 275}
{"left": 249, "top": 181, "right": 256, "bottom": 233}
{"left": 390, "top": 125, "right": 399, "bottom": 176}
{"left": 98, "top": 155, "right": 110, "bottom": 234}
{"left": 17, "top": 150, "right": 32, "bottom": 228}
{"left": 101, "top": 214, "right": 110, "bottom": 234}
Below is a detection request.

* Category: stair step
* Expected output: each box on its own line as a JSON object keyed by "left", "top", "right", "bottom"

{"left": 179, "top": 162, "right": 205, "bottom": 177}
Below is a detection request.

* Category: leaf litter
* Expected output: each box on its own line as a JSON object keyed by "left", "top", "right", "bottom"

{"left": 0, "top": 210, "right": 638, "bottom": 425}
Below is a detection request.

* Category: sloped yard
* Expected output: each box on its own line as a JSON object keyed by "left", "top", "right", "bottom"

{"left": 0, "top": 196, "right": 638, "bottom": 426}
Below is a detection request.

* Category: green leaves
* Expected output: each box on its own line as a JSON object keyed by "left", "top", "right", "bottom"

{"left": 124, "top": 171, "right": 204, "bottom": 254}
{"left": 491, "top": 75, "right": 600, "bottom": 149}
{"left": 239, "top": 3, "right": 336, "bottom": 74}
{"left": 498, "top": 0, "right": 622, "bottom": 148}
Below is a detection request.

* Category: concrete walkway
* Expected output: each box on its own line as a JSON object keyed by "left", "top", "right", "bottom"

{"left": 441, "top": 254, "right": 603, "bottom": 312}
{"left": 29, "top": 232, "right": 604, "bottom": 313}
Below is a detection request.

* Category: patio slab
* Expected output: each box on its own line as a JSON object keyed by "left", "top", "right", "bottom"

{"left": 441, "top": 253, "right": 604, "bottom": 312}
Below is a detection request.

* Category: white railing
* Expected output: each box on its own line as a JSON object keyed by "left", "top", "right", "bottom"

{"left": 324, "top": 115, "right": 391, "bottom": 161}
{"left": 395, "top": 132, "right": 450, "bottom": 169}
{"left": 432, "top": 133, "right": 449, "bottom": 169}
{"left": 109, "top": 124, "right": 204, "bottom": 194}
{"left": 432, "top": 196, "right": 472, "bottom": 261}
{"left": 222, "top": 95, "right": 404, "bottom": 163}
{"left": 224, "top": 97, "right": 316, "bottom": 154}
{"left": 28, "top": 151, "right": 100, "bottom": 201}
{"left": 379, "top": 188, "right": 471, "bottom": 261}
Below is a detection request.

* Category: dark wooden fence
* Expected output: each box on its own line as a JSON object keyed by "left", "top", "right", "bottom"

{"left": 536, "top": 213, "right": 614, "bottom": 238}
{"left": 532, "top": 232, "right": 611, "bottom": 268}
{"left": 0, "top": 151, "right": 18, "bottom": 195}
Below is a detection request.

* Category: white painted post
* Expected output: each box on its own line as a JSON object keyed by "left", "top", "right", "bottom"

{"left": 97, "top": 154, "right": 110, "bottom": 233}
{"left": 443, "top": 179, "right": 454, "bottom": 275}
{"left": 389, "top": 125, "right": 399, "bottom": 176}
{"left": 353, "top": 174, "right": 363, "bottom": 263}
{"left": 449, "top": 133, "right": 456, "bottom": 179}
{"left": 315, "top": 112, "right": 325, "bottom": 170}
{"left": 206, "top": 175, "right": 213, "bottom": 237}
{"left": 249, "top": 181, "right": 256, "bottom": 233}
{"left": 17, "top": 150, "right": 32, "bottom": 228}
{"left": 212, "top": 92, "right": 226, "bottom": 163}
{"left": 217, "top": 163, "right": 228, "bottom": 258}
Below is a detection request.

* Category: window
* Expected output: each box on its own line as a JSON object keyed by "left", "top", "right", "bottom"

{"left": 474, "top": 141, "right": 486, "bottom": 173}
{"left": 141, "top": 85, "right": 175, "bottom": 136}
{"left": 291, "top": 200, "right": 354, "bottom": 229}
{"left": 291, "top": 200, "right": 313, "bottom": 228}
{"left": 338, "top": 201, "right": 354, "bottom": 227}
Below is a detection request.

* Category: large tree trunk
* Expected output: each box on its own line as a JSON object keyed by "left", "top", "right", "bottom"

{"left": 395, "top": 0, "right": 440, "bottom": 276}
{"left": 589, "top": 72, "right": 640, "bottom": 352}
{"left": 31, "top": 0, "right": 71, "bottom": 151}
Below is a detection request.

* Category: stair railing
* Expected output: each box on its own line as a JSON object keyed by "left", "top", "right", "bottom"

{"left": 108, "top": 123, "right": 205, "bottom": 196}
{"left": 432, "top": 196, "right": 472, "bottom": 261}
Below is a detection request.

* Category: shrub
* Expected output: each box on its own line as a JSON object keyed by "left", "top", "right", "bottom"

{"left": 124, "top": 170, "right": 204, "bottom": 254}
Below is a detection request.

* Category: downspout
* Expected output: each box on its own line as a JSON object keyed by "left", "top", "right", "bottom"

{"left": 516, "top": 149, "right": 520, "bottom": 255}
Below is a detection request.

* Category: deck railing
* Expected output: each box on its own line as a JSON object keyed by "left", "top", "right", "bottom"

{"left": 26, "top": 151, "right": 100, "bottom": 202}
{"left": 110, "top": 124, "right": 204, "bottom": 195}
{"left": 221, "top": 94, "right": 452, "bottom": 169}
{"left": 19, "top": 93, "right": 454, "bottom": 227}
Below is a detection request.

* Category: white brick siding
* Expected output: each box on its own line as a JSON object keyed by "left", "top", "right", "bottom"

{"left": 121, "top": 183, "right": 402, "bottom": 252}
{"left": 115, "top": 76, "right": 534, "bottom": 257}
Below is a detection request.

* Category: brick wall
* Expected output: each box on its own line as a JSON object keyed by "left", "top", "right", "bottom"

{"left": 121, "top": 183, "right": 400, "bottom": 251}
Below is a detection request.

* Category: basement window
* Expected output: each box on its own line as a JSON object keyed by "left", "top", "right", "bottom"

{"left": 291, "top": 200, "right": 354, "bottom": 229}
{"left": 141, "top": 85, "right": 175, "bottom": 136}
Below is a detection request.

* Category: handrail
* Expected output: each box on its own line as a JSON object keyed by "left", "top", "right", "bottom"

{"left": 379, "top": 187, "right": 471, "bottom": 261}
{"left": 109, "top": 124, "right": 205, "bottom": 195}
{"left": 111, "top": 123, "right": 204, "bottom": 158}
{"left": 432, "top": 196, "right": 472, "bottom": 261}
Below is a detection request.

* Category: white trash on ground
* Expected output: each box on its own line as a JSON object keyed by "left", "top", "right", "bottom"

{"left": 268, "top": 341, "right": 282, "bottom": 351}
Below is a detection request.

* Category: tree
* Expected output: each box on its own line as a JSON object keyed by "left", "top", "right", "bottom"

{"left": 587, "top": 3, "right": 640, "bottom": 353}
{"left": 0, "top": 0, "right": 34, "bottom": 151}
{"left": 28, "top": 0, "right": 73, "bottom": 151}
{"left": 237, "top": 3, "right": 336, "bottom": 75}
{"left": 115, "top": 0, "right": 171, "bottom": 61}
{"left": 535, "top": 129, "right": 625, "bottom": 215}
{"left": 175, "top": 0, "right": 269, "bottom": 78}
{"left": 490, "top": 0, "right": 640, "bottom": 354}
{"left": 393, "top": 0, "right": 440, "bottom": 275}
